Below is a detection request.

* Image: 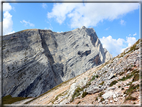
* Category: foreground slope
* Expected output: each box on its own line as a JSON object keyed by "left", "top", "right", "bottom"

{"left": 2, "top": 26, "right": 112, "bottom": 98}
{"left": 23, "top": 39, "right": 140, "bottom": 105}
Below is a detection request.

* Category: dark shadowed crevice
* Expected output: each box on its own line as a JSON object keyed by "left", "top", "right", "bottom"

{"left": 38, "top": 30, "right": 55, "bottom": 64}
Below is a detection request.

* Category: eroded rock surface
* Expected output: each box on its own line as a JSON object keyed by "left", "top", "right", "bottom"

{"left": 2, "top": 27, "right": 112, "bottom": 97}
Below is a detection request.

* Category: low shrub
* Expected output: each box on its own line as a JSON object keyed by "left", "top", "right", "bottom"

{"left": 100, "top": 98, "right": 105, "bottom": 102}
{"left": 71, "top": 87, "right": 83, "bottom": 102}
{"left": 99, "top": 81, "right": 104, "bottom": 85}
{"left": 82, "top": 91, "right": 88, "bottom": 98}
{"left": 125, "top": 95, "right": 137, "bottom": 101}
{"left": 132, "top": 73, "right": 139, "bottom": 82}
{"left": 98, "top": 92, "right": 104, "bottom": 97}
{"left": 2, "top": 95, "right": 30, "bottom": 104}
{"left": 109, "top": 80, "right": 118, "bottom": 87}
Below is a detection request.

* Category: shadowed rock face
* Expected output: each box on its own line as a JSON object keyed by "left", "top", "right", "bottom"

{"left": 2, "top": 26, "right": 112, "bottom": 97}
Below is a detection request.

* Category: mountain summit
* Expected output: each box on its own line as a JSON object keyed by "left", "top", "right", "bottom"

{"left": 2, "top": 27, "right": 112, "bottom": 98}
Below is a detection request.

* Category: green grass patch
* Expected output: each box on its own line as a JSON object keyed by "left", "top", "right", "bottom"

{"left": 95, "top": 97, "right": 98, "bottom": 101}
{"left": 2, "top": 95, "right": 30, "bottom": 104}
{"left": 71, "top": 87, "right": 83, "bottom": 102}
{"left": 125, "top": 95, "right": 137, "bottom": 101}
{"left": 98, "top": 92, "right": 104, "bottom": 97}
{"left": 118, "top": 74, "right": 133, "bottom": 81}
{"left": 132, "top": 73, "right": 139, "bottom": 82}
{"left": 124, "top": 84, "right": 139, "bottom": 96}
{"left": 119, "top": 69, "right": 139, "bottom": 82}
{"left": 119, "top": 71, "right": 125, "bottom": 76}
{"left": 90, "top": 75, "right": 99, "bottom": 81}
{"left": 82, "top": 91, "right": 88, "bottom": 98}
{"left": 109, "top": 80, "right": 118, "bottom": 87}
{"left": 100, "top": 98, "right": 105, "bottom": 102}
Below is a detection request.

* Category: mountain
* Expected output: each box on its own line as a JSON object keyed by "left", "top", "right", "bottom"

{"left": 15, "top": 39, "right": 139, "bottom": 106}
{"left": 2, "top": 26, "right": 112, "bottom": 98}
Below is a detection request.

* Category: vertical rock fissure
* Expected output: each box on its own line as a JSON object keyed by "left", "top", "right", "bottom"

{"left": 38, "top": 30, "right": 61, "bottom": 84}
{"left": 38, "top": 30, "right": 55, "bottom": 64}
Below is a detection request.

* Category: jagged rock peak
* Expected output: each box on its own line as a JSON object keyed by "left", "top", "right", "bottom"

{"left": 81, "top": 26, "right": 86, "bottom": 29}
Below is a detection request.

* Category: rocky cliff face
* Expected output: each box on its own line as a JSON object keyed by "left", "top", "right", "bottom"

{"left": 2, "top": 26, "right": 112, "bottom": 97}
{"left": 23, "top": 39, "right": 140, "bottom": 106}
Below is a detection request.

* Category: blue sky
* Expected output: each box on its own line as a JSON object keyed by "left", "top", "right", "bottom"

{"left": 2, "top": 2, "right": 140, "bottom": 57}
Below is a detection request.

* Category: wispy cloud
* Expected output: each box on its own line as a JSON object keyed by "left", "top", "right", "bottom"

{"left": 42, "top": 3, "right": 47, "bottom": 9}
{"left": 48, "top": 3, "right": 139, "bottom": 28}
{"left": 133, "top": 33, "right": 137, "bottom": 36}
{"left": 120, "top": 19, "right": 126, "bottom": 25}
{"left": 105, "top": 27, "right": 110, "bottom": 30}
{"left": 20, "top": 20, "right": 35, "bottom": 27}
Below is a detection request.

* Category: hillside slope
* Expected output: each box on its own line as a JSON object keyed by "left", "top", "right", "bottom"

{"left": 2, "top": 26, "right": 112, "bottom": 98}
{"left": 21, "top": 39, "right": 140, "bottom": 106}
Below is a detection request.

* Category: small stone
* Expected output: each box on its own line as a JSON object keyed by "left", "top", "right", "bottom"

{"left": 114, "top": 98, "right": 118, "bottom": 102}
{"left": 110, "top": 100, "right": 113, "bottom": 103}
{"left": 105, "top": 99, "right": 108, "bottom": 102}
{"left": 98, "top": 98, "right": 101, "bottom": 102}
{"left": 102, "top": 101, "right": 105, "bottom": 104}
{"left": 113, "top": 94, "right": 116, "bottom": 98}
{"left": 123, "top": 94, "right": 126, "bottom": 97}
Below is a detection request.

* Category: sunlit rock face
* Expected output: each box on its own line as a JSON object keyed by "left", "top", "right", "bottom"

{"left": 2, "top": 26, "right": 112, "bottom": 97}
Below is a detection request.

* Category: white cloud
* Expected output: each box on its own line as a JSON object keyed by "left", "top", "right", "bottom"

{"left": 44, "top": 27, "right": 52, "bottom": 30}
{"left": 120, "top": 19, "right": 126, "bottom": 25}
{"left": 47, "top": 3, "right": 139, "bottom": 28}
{"left": 3, "top": 11, "right": 14, "bottom": 35}
{"left": 20, "top": 20, "right": 35, "bottom": 27}
{"left": 3, "top": 3, "right": 12, "bottom": 11}
{"left": 133, "top": 33, "right": 137, "bottom": 36}
{"left": 126, "top": 36, "right": 137, "bottom": 47}
{"left": 100, "top": 35, "right": 137, "bottom": 57}
{"left": 42, "top": 3, "right": 47, "bottom": 9}
{"left": 2, "top": 3, "right": 14, "bottom": 35}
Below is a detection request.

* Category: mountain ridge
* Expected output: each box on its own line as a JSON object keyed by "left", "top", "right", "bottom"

{"left": 2, "top": 26, "right": 112, "bottom": 98}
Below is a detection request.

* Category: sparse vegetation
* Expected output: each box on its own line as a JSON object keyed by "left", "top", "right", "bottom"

{"left": 71, "top": 87, "right": 83, "bottom": 102}
{"left": 118, "top": 74, "right": 133, "bottom": 81}
{"left": 95, "top": 97, "right": 98, "bottom": 101}
{"left": 109, "top": 80, "right": 118, "bottom": 87}
{"left": 124, "top": 84, "right": 139, "bottom": 96}
{"left": 100, "top": 98, "right": 105, "bottom": 102}
{"left": 98, "top": 92, "right": 104, "bottom": 97}
{"left": 132, "top": 73, "right": 139, "bottom": 82}
{"left": 82, "top": 91, "right": 88, "bottom": 98}
{"left": 91, "top": 75, "right": 96, "bottom": 81}
{"left": 118, "top": 86, "right": 121, "bottom": 88}
{"left": 77, "top": 101, "right": 81, "bottom": 104}
{"left": 119, "top": 71, "right": 125, "bottom": 76}
{"left": 125, "top": 96, "right": 137, "bottom": 101}
{"left": 51, "top": 90, "right": 68, "bottom": 104}
{"left": 90, "top": 75, "right": 99, "bottom": 81}
{"left": 2, "top": 95, "right": 30, "bottom": 104}
{"left": 99, "top": 81, "right": 104, "bottom": 85}
{"left": 121, "top": 88, "right": 124, "bottom": 90}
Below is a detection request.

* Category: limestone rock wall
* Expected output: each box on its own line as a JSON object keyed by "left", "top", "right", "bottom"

{"left": 2, "top": 27, "right": 112, "bottom": 97}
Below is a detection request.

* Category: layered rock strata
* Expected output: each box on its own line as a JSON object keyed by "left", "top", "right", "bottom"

{"left": 2, "top": 26, "right": 112, "bottom": 97}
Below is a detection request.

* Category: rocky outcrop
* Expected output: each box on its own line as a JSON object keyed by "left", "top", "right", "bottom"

{"left": 23, "top": 39, "right": 140, "bottom": 106}
{"left": 2, "top": 27, "right": 112, "bottom": 97}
